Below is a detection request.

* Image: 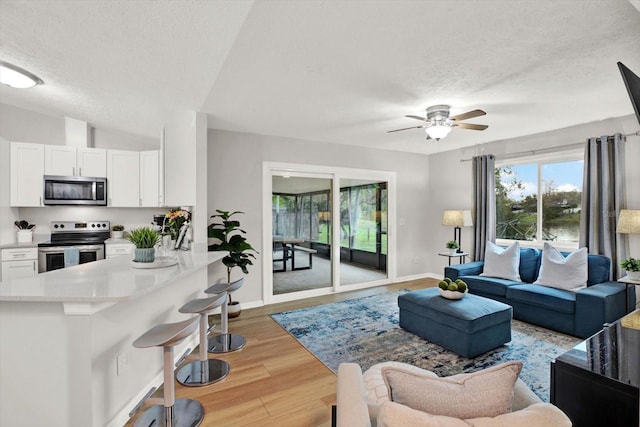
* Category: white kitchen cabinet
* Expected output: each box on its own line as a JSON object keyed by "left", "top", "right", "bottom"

{"left": 10, "top": 142, "right": 44, "bottom": 207}
{"left": 45, "top": 146, "right": 106, "bottom": 177}
{"left": 105, "top": 242, "right": 135, "bottom": 259}
{"left": 1, "top": 248, "right": 38, "bottom": 281}
{"left": 139, "top": 150, "right": 160, "bottom": 207}
{"left": 77, "top": 148, "right": 107, "bottom": 177}
{"left": 44, "top": 145, "right": 76, "bottom": 176}
{"left": 107, "top": 149, "right": 140, "bottom": 207}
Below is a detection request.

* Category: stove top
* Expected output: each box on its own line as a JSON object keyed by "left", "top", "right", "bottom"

{"left": 38, "top": 221, "right": 111, "bottom": 247}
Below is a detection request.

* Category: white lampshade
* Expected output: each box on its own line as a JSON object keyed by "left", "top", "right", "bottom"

{"left": 617, "top": 209, "right": 640, "bottom": 234}
{"left": 425, "top": 124, "right": 452, "bottom": 140}
{"left": 442, "top": 210, "right": 473, "bottom": 227}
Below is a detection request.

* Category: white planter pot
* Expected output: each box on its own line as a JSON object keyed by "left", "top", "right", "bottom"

{"left": 449, "top": 248, "right": 458, "bottom": 255}
{"left": 228, "top": 302, "right": 242, "bottom": 318}
{"left": 17, "top": 230, "right": 33, "bottom": 243}
{"left": 627, "top": 270, "right": 640, "bottom": 281}
{"left": 112, "top": 231, "right": 124, "bottom": 239}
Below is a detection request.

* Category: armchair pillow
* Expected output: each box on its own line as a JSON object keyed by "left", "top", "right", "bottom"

{"left": 480, "top": 241, "right": 521, "bottom": 281}
{"left": 382, "top": 361, "right": 522, "bottom": 419}
{"left": 534, "top": 242, "right": 588, "bottom": 291}
{"left": 376, "top": 401, "right": 572, "bottom": 427}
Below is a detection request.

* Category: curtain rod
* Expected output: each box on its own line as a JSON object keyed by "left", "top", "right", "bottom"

{"left": 459, "top": 130, "right": 640, "bottom": 163}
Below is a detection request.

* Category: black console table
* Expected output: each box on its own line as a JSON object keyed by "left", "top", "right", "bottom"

{"left": 550, "top": 312, "right": 639, "bottom": 427}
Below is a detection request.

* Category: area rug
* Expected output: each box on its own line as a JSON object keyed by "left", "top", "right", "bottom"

{"left": 270, "top": 290, "right": 581, "bottom": 402}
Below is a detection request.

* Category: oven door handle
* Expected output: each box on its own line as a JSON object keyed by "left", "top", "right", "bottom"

{"left": 39, "top": 246, "right": 103, "bottom": 253}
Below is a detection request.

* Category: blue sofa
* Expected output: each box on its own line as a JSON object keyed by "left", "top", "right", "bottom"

{"left": 445, "top": 247, "right": 635, "bottom": 338}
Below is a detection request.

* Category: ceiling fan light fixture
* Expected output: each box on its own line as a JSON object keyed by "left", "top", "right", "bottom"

{"left": 0, "top": 61, "right": 44, "bottom": 88}
{"left": 425, "top": 123, "right": 452, "bottom": 140}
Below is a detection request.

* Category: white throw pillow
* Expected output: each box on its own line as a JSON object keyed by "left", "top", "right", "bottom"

{"left": 382, "top": 361, "right": 523, "bottom": 419}
{"left": 480, "top": 241, "right": 521, "bottom": 281}
{"left": 534, "top": 242, "right": 588, "bottom": 291}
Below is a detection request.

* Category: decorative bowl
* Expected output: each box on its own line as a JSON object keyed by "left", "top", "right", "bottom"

{"left": 438, "top": 287, "right": 468, "bottom": 300}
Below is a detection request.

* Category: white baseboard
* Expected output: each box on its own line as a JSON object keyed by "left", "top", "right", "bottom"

{"left": 395, "top": 272, "right": 442, "bottom": 282}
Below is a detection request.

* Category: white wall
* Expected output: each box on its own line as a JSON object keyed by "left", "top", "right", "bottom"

{"left": 427, "top": 115, "right": 640, "bottom": 277}
{"left": 207, "top": 129, "right": 432, "bottom": 306}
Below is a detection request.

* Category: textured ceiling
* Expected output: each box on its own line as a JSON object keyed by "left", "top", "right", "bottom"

{"left": 1, "top": 0, "right": 639, "bottom": 154}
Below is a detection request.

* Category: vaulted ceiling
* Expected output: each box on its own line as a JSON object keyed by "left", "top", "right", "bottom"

{"left": 1, "top": 0, "right": 639, "bottom": 154}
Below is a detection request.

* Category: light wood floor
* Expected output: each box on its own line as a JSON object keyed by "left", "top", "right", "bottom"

{"left": 126, "top": 277, "right": 438, "bottom": 427}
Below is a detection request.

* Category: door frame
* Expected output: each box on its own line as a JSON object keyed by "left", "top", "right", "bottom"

{"left": 262, "top": 161, "right": 397, "bottom": 305}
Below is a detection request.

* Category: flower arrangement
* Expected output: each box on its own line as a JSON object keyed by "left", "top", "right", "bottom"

{"left": 446, "top": 240, "right": 459, "bottom": 249}
{"left": 166, "top": 208, "right": 191, "bottom": 240}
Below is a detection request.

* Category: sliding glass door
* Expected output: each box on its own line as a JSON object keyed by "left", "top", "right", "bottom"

{"left": 272, "top": 175, "right": 332, "bottom": 295}
{"left": 339, "top": 179, "right": 388, "bottom": 286}
{"left": 264, "top": 163, "right": 395, "bottom": 304}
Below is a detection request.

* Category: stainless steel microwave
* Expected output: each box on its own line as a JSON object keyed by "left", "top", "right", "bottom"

{"left": 43, "top": 175, "right": 107, "bottom": 205}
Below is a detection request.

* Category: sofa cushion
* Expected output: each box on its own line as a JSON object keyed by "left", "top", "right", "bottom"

{"left": 382, "top": 361, "right": 522, "bottom": 419}
{"left": 586, "top": 254, "right": 610, "bottom": 285}
{"left": 461, "top": 275, "right": 521, "bottom": 297}
{"left": 376, "top": 402, "right": 571, "bottom": 427}
{"left": 534, "top": 243, "right": 588, "bottom": 290}
{"left": 481, "top": 241, "right": 521, "bottom": 281}
{"left": 363, "top": 361, "right": 438, "bottom": 406}
{"left": 507, "top": 284, "right": 576, "bottom": 314}
{"left": 518, "top": 247, "right": 542, "bottom": 283}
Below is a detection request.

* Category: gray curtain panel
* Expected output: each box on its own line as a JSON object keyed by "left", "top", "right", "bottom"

{"left": 472, "top": 154, "right": 496, "bottom": 261}
{"left": 579, "top": 134, "right": 626, "bottom": 279}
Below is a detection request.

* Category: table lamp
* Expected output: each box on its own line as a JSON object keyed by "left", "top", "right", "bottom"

{"left": 442, "top": 210, "right": 473, "bottom": 253}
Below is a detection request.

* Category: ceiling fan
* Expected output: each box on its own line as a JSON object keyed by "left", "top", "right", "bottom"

{"left": 388, "top": 105, "right": 488, "bottom": 140}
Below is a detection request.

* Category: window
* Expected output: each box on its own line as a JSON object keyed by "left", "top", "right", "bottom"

{"left": 340, "top": 182, "right": 387, "bottom": 254}
{"left": 495, "top": 155, "right": 583, "bottom": 246}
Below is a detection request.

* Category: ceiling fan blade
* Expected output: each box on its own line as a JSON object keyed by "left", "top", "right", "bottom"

{"left": 451, "top": 123, "right": 488, "bottom": 131}
{"left": 449, "top": 109, "right": 486, "bottom": 121}
{"left": 387, "top": 125, "right": 425, "bottom": 133}
{"left": 405, "top": 115, "right": 427, "bottom": 121}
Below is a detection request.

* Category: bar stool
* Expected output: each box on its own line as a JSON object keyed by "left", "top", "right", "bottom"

{"left": 204, "top": 278, "right": 246, "bottom": 353}
{"left": 133, "top": 317, "right": 203, "bottom": 427}
{"left": 175, "top": 293, "right": 230, "bottom": 386}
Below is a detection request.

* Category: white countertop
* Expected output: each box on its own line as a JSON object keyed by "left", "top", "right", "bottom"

{"left": 0, "top": 250, "right": 224, "bottom": 303}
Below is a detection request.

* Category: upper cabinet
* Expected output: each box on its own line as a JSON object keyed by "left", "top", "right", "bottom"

{"left": 44, "top": 146, "right": 106, "bottom": 177}
{"left": 10, "top": 142, "right": 44, "bottom": 207}
{"left": 107, "top": 150, "right": 140, "bottom": 207}
{"left": 139, "top": 151, "right": 160, "bottom": 207}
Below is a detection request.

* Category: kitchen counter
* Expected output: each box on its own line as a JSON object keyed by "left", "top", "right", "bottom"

{"left": 0, "top": 249, "right": 222, "bottom": 303}
{"left": 0, "top": 249, "right": 226, "bottom": 427}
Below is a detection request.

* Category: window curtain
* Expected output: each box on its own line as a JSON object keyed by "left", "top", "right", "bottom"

{"left": 579, "top": 134, "right": 626, "bottom": 279}
{"left": 472, "top": 155, "right": 496, "bottom": 261}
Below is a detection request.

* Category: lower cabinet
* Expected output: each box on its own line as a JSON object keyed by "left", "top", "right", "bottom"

{"left": 1, "top": 248, "right": 38, "bottom": 281}
{"left": 105, "top": 242, "right": 135, "bottom": 259}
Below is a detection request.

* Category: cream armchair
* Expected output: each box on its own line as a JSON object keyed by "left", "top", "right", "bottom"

{"left": 335, "top": 362, "right": 571, "bottom": 427}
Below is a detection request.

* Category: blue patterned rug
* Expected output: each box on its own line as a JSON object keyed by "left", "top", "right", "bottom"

{"left": 270, "top": 290, "right": 580, "bottom": 401}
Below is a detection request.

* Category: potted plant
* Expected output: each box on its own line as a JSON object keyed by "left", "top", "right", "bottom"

{"left": 446, "top": 240, "right": 459, "bottom": 255}
{"left": 125, "top": 227, "right": 160, "bottom": 263}
{"left": 111, "top": 224, "right": 125, "bottom": 239}
{"left": 208, "top": 210, "right": 257, "bottom": 318}
{"left": 14, "top": 220, "right": 35, "bottom": 243}
{"left": 620, "top": 257, "right": 640, "bottom": 281}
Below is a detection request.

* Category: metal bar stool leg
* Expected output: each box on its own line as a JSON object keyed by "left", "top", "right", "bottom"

{"left": 175, "top": 294, "right": 230, "bottom": 386}
{"left": 133, "top": 317, "right": 204, "bottom": 427}
{"left": 205, "top": 279, "right": 246, "bottom": 353}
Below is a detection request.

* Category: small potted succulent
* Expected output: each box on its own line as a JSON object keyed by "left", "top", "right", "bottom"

{"left": 620, "top": 257, "right": 640, "bottom": 281}
{"left": 446, "top": 240, "right": 459, "bottom": 255}
{"left": 125, "top": 227, "right": 160, "bottom": 263}
{"left": 14, "top": 220, "right": 35, "bottom": 243}
{"left": 111, "top": 224, "right": 125, "bottom": 239}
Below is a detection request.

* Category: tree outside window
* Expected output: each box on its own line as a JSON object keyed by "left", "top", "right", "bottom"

{"left": 495, "top": 159, "right": 582, "bottom": 244}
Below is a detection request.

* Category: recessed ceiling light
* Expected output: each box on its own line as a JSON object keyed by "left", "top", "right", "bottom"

{"left": 0, "top": 61, "right": 44, "bottom": 88}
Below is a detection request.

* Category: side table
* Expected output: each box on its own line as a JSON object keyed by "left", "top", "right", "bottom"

{"left": 438, "top": 252, "right": 468, "bottom": 266}
{"left": 618, "top": 275, "right": 640, "bottom": 314}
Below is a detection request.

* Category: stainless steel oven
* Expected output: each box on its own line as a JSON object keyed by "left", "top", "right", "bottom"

{"left": 37, "top": 221, "right": 109, "bottom": 273}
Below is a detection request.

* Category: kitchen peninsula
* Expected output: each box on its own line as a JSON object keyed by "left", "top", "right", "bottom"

{"left": 0, "top": 250, "right": 225, "bottom": 427}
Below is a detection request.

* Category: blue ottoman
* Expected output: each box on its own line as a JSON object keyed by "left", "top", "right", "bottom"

{"left": 398, "top": 288, "right": 512, "bottom": 358}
